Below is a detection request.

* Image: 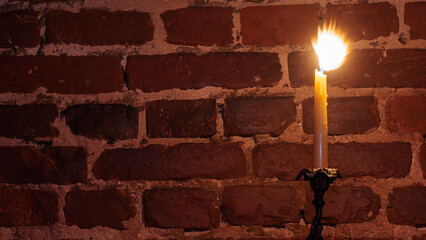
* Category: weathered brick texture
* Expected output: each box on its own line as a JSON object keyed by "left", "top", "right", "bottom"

{"left": 127, "top": 52, "right": 281, "bottom": 92}
{"left": 303, "top": 97, "right": 380, "bottom": 135}
{"left": 385, "top": 95, "right": 426, "bottom": 133}
{"left": 0, "top": 11, "right": 40, "bottom": 48}
{"left": 45, "top": 10, "right": 153, "bottom": 45}
{"left": 0, "top": 104, "right": 58, "bottom": 139}
{"left": 323, "top": 3, "right": 398, "bottom": 41}
{"left": 240, "top": 5, "right": 318, "bottom": 46}
{"left": 64, "top": 189, "right": 136, "bottom": 229}
{"left": 387, "top": 185, "right": 426, "bottom": 225}
{"left": 222, "top": 185, "right": 300, "bottom": 225}
{"left": 0, "top": 0, "right": 425, "bottom": 238}
{"left": 0, "top": 56, "right": 123, "bottom": 93}
{"left": 252, "top": 143, "right": 311, "bottom": 180}
{"left": 288, "top": 49, "right": 426, "bottom": 88}
{"left": 161, "top": 7, "right": 233, "bottom": 46}
{"left": 0, "top": 189, "right": 57, "bottom": 227}
{"left": 93, "top": 143, "right": 246, "bottom": 180}
{"left": 329, "top": 142, "right": 412, "bottom": 178}
{"left": 63, "top": 104, "right": 139, "bottom": 140}
{"left": 253, "top": 142, "right": 411, "bottom": 180}
{"left": 146, "top": 99, "right": 216, "bottom": 138}
{"left": 405, "top": 2, "right": 426, "bottom": 40}
{"left": 144, "top": 188, "right": 220, "bottom": 230}
{"left": 304, "top": 186, "right": 380, "bottom": 224}
{"left": 0, "top": 146, "right": 87, "bottom": 184}
{"left": 224, "top": 97, "right": 296, "bottom": 136}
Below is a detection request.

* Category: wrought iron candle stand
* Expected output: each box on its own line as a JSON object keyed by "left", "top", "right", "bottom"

{"left": 296, "top": 168, "right": 342, "bottom": 240}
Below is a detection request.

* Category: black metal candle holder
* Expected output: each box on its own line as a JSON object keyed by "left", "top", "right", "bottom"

{"left": 296, "top": 168, "right": 342, "bottom": 240}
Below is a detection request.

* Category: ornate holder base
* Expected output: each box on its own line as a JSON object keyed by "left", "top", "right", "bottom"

{"left": 296, "top": 168, "right": 342, "bottom": 240}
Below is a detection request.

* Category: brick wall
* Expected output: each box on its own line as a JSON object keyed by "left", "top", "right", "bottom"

{"left": 0, "top": 0, "right": 425, "bottom": 239}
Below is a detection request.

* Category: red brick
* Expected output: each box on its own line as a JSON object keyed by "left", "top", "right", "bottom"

{"left": 414, "top": 231, "right": 426, "bottom": 240}
{"left": 405, "top": 2, "right": 426, "bottom": 40}
{"left": 287, "top": 50, "right": 318, "bottom": 88}
{"left": 0, "top": 189, "right": 57, "bottom": 227}
{"left": 64, "top": 104, "right": 138, "bottom": 140}
{"left": 0, "top": 55, "right": 122, "bottom": 93}
{"left": 385, "top": 95, "right": 426, "bottom": 133}
{"left": 161, "top": 7, "right": 233, "bottom": 46}
{"left": 144, "top": 188, "right": 219, "bottom": 230}
{"left": 127, "top": 52, "right": 281, "bottom": 92}
{"left": 304, "top": 186, "right": 380, "bottom": 224}
{"left": 288, "top": 49, "right": 426, "bottom": 88}
{"left": 240, "top": 5, "right": 318, "bottom": 46}
{"left": 64, "top": 189, "right": 136, "bottom": 229}
{"left": 0, "top": 104, "right": 58, "bottom": 139}
{"left": 0, "top": 11, "right": 40, "bottom": 48}
{"left": 329, "top": 142, "right": 412, "bottom": 178}
{"left": 387, "top": 185, "right": 426, "bottom": 225}
{"left": 11, "top": 0, "right": 66, "bottom": 2}
{"left": 252, "top": 143, "right": 312, "bottom": 180}
{"left": 222, "top": 185, "right": 300, "bottom": 225}
{"left": 303, "top": 97, "right": 380, "bottom": 135}
{"left": 324, "top": 3, "right": 398, "bottom": 41}
{"left": 146, "top": 100, "right": 216, "bottom": 138}
{"left": 253, "top": 141, "right": 410, "bottom": 180}
{"left": 0, "top": 146, "right": 87, "bottom": 184}
{"left": 224, "top": 97, "right": 296, "bottom": 137}
{"left": 93, "top": 142, "right": 246, "bottom": 180}
{"left": 45, "top": 9, "right": 153, "bottom": 45}
{"left": 421, "top": 144, "right": 426, "bottom": 179}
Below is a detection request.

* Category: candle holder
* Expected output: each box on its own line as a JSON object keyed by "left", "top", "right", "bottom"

{"left": 296, "top": 168, "right": 342, "bottom": 240}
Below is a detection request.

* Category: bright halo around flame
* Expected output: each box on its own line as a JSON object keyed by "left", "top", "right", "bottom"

{"left": 312, "top": 24, "right": 348, "bottom": 72}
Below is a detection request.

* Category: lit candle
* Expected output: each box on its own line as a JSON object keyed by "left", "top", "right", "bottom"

{"left": 312, "top": 24, "right": 348, "bottom": 168}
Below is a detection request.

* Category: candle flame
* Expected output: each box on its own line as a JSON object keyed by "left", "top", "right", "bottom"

{"left": 312, "top": 24, "right": 348, "bottom": 72}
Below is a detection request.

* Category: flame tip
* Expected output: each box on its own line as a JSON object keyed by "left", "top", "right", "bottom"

{"left": 312, "top": 22, "right": 348, "bottom": 72}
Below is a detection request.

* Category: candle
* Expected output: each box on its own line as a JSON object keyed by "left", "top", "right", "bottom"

{"left": 312, "top": 24, "right": 348, "bottom": 168}
{"left": 313, "top": 69, "right": 328, "bottom": 168}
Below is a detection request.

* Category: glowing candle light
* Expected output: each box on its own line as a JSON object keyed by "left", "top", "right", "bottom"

{"left": 312, "top": 24, "right": 348, "bottom": 168}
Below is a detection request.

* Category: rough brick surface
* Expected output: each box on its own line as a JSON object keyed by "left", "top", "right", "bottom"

{"left": 146, "top": 100, "right": 216, "bottom": 138}
{"left": 46, "top": 9, "right": 153, "bottom": 45}
{"left": 324, "top": 3, "right": 398, "bottom": 41}
{"left": 240, "top": 5, "right": 318, "bottom": 46}
{"left": 287, "top": 50, "right": 318, "bottom": 88}
{"left": 222, "top": 185, "right": 300, "bottom": 225}
{"left": 304, "top": 186, "right": 380, "bottom": 224}
{"left": 0, "top": 189, "right": 57, "bottom": 227}
{"left": 64, "top": 189, "right": 136, "bottom": 229}
{"left": 288, "top": 49, "right": 426, "bottom": 88}
{"left": 144, "top": 188, "right": 219, "bottom": 230}
{"left": 11, "top": 0, "right": 66, "bottom": 2}
{"left": 0, "top": 56, "right": 123, "bottom": 93}
{"left": 405, "top": 2, "right": 426, "bottom": 40}
{"left": 161, "top": 7, "right": 233, "bottom": 46}
{"left": 127, "top": 52, "right": 281, "bottom": 92}
{"left": 93, "top": 143, "right": 246, "bottom": 180}
{"left": 385, "top": 95, "right": 426, "bottom": 133}
{"left": 64, "top": 104, "right": 139, "bottom": 140}
{"left": 0, "top": 11, "right": 40, "bottom": 48}
{"left": 421, "top": 144, "right": 426, "bottom": 179}
{"left": 303, "top": 97, "right": 380, "bottom": 135}
{"left": 329, "top": 142, "right": 412, "bottom": 178}
{"left": 387, "top": 185, "right": 426, "bottom": 225}
{"left": 223, "top": 97, "right": 296, "bottom": 137}
{"left": 0, "top": 146, "right": 87, "bottom": 184}
{"left": 0, "top": 104, "right": 58, "bottom": 139}
{"left": 252, "top": 143, "right": 311, "bottom": 180}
